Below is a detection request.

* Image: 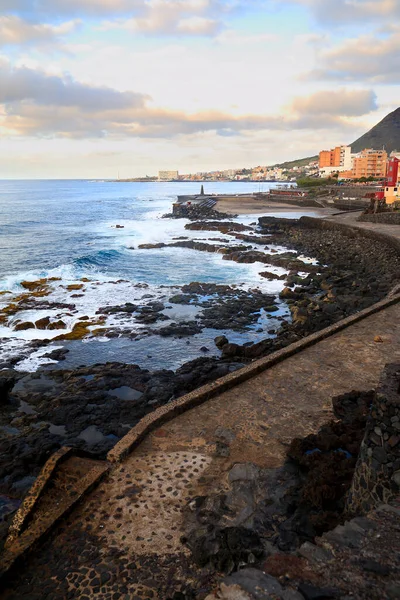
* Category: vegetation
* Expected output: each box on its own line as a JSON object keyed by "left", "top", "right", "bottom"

{"left": 344, "top": 176, "right": 383, "bottom": 183}
{"left": 272, "top": 155, "right": 318, "bottom": 169}
{"left": 296, "top": 176, "right": 336, "bottom": 187}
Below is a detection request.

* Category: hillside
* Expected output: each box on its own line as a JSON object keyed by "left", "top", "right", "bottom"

{"left": 350, "top": 107, "right": 400, "bottom": 154}
{"left": 272, "top": 155, "right": 318, "bottom": 169}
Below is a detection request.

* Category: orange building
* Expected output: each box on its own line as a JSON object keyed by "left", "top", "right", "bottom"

{"left": 319, "top": 145, "right": 352, "bottom": 176}
{"left": 319, "top": 147, "right": 341, "bottom": 168}
{"left": 339, "top": 149, "right": 388, "bottom": 180}
{"left": 353, "top": 149, "right": 387, "bottom": 178}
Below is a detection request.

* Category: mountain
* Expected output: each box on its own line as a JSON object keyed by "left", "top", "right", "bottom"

{"left": 350, "top": 107, "right": 400, "bottom": 154}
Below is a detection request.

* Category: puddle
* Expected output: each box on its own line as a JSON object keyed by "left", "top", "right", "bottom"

{"left": 0, "top": 495, "right": 21, "bottom": 520}
{"left": 78, "top": 425, "right": 106, "bottom": 445}
{"left": 19, "top": 400, "right": 37, "bottom": 415}
{"left": 12, "top": 375, "right": 59, "bottom": 395}
{"left": 49, "top": 424, "right": 67, "bottom": 436}
{"left": 108, "top": 386, "right": 143, "bottom": 401}
{"left": 81, "top": 375, "right": 95, "bottom": 382}
{"left": 0, "top": 425, "right": 20, "bottom": 436}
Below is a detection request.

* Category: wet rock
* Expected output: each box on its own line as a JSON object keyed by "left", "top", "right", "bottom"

{"left": 35, "top": 316, "right": 51, "bottom": 329}
{"left": 14, "top": 321, "right": 35, "bottom": 331}
{"left": 42, "top": 348, "right": 69, "bottom": 361}
{"left": 48, "top": 320, "right": 66, "bottom": 330}
{"left": 0, "top": 371, "right": 17, "bottom": 405}
{"left": 297, "top": 583, "right": 341, "bottom": 600}
{"left": 260, "top": 271, "right": 286, "bottom": 281}
{"left": 98, "top": 302, "right": 137, "bottom": 315}
{"left": 185, "top": 221, "right": 251, "bottom": 233}
{"left": 157, "top": 322, "right": 202, "bottom": 337}
{"left": 215, "top": 335, "right": 228, "bottom": 349}
{"left": 138, "top": 243, "right": 166, "bottom": 249}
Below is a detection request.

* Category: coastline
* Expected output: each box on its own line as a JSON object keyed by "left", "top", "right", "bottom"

{"left": 2, "top": 213, "right": 400, "bottom": 505}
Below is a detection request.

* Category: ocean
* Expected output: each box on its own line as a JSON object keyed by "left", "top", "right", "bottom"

{"left": 0, "top": 180, "right": 320, "bottom": 372}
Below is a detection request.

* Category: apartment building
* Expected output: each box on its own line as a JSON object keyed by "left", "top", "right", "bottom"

{"left": 339, "top": 149, "right": 388, "bottom": 180}
{"left": 319, "top": 145, "right": 352, "bottom": 176}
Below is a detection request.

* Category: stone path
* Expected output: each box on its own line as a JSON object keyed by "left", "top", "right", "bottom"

{"left": 1, "top": 298, "right": 400, "bottom": 599}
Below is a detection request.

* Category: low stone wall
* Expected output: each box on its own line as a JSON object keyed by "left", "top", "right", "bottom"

{"left": 347, "top": 364, "right": 400, "bottom": 514}
{"left": 358, "top": 212, "right": 400, "bottom": 225}
{"left": 299, "top": 215, "right": 400, "bottom": 254}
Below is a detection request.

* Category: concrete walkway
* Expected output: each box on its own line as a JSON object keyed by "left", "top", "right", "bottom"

{"left": 2, "top": 298, "right": 400, "bottom": 599}
{"left": 326, "top": 210, "right": 400, "bottom": 241}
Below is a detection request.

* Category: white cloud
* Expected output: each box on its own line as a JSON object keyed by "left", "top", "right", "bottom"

{"left": 101, "top": 0, "right": 224, "bottom": 36}
{"left": 291, "top": 88, "right": 377, "bottom": 117}
{"left": 0, "top": 15, "right": 80, "bottom": 47}
{"left": 291, "top": 0, "right": 400, "bottom": 25}
{"left": 307, "top": 27, "right": 400, "bottom": 83}
{"left": 0, "top": 61, "right": 374, "bottom": 139}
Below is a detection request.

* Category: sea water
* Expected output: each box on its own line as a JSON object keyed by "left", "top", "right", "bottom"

{"left": 0, "top": 180, "right": 321, "bottom": 371}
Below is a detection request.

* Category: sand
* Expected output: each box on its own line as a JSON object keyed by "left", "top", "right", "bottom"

{"left": 214, "top": 197, "right": 336, "bottom": 216}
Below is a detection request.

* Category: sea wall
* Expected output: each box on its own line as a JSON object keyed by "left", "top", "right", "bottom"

{"left": 347, "top": 364, "right": 400, "bottom": 514}
{"left": 297, "top": 215, "right": 400, "bottom": 254}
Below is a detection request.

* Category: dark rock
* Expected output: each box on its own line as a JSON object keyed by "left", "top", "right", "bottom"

{"left": 0, "top": 371, "right": 17, "bottom": 405}
{"left": 223, "top": 568, "right": 284, "bottom": 598}
{"left": 214, "top": 335, "right": 228, "bottom": 349}
{"left": 42, "top": 348, "right": 69, "bottom": 361}
{"left": 298, "top": 583, "right": 341, "bottom": 599}
{"left": 14, "top": 321, "right": 35, "bottom": 331}
{"left": 185, "top": 526, "right": 264, "bottom": 572}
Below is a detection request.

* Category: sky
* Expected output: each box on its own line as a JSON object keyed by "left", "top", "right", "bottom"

{"left": 0, "top": 0, "right": 399, "bottom": 179}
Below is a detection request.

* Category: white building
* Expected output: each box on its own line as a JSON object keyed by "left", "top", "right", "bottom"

{"left": 158, "top": 170, "right": 179, "bottom": 181}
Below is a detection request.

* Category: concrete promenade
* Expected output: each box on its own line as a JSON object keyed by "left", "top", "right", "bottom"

{"left": 1, "top": 213, "right": 400, "bottom": 598}
{"left": 326, "top": 209, "right": 400, "bottom": 241}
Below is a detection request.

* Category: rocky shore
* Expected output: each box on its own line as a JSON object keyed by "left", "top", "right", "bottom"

{"left": 1, "top": 215, "right": 400, "bottom": 521}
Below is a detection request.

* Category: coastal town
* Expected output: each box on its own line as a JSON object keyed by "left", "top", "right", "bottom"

{"left": 118, "top": 144, "right": 400, "bottom": 207}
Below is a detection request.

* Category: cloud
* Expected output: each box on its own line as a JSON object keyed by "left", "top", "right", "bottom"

{"left": 291, "top": 88, "right": 377, "bottom": 117}
{"left": 0, "top": 0, "right": 143, "bottom": 18}
{"left": 0, "top": 62, "right": 372, "bottom": 139}
{"left": 0, "top": 15, "right": 80, "bottom": 47}
{"left": 0, "top": 1, "right": 257, "bottom": 39}
{"left": 291, "top": 0, "right": 400, "bottom": 25}
{"left": 0, "top": 61, "right": 149, "bottom": 110}
{"left": 0, "top": 0, "right": 246, "bottom": 20}
{"left": 306, "top": 28, "right": 400, "bottom": 83}
{"left": 101, "top": 0, "right": 227, "bottom": 36}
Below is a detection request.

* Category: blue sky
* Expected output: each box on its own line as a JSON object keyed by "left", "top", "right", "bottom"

{"left": 0, "top": 0, "right": 399, "bottom": 178}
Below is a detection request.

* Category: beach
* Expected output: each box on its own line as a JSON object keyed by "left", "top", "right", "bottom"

{"left": 214, "top": 196, "right": 336, "bottom": 215}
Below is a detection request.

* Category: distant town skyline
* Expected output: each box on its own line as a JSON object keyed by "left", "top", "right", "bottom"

{"left": 0, "top": 0, "right": 399, "bottom": 179}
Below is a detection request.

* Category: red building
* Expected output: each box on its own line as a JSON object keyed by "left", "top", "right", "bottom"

{"left": 386, "top": 157, "right": 399, "bottom": 186}
{"left": 384, "top": 157, "right": 400, "bottom": 204}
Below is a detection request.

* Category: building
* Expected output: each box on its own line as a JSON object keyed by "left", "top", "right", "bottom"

{"left": 158, "top": 170, "right": 179, "bottom": 181}
{"left": 353, "top": 149, "right": 387, "bottom": 179}
{"left": 319, "top": 145, "right": 352, "bottom": 176}
{"left": 339, "top": 148, "right": 388, "bottom": 180}
{"left": 384, "top": 157, "right": 400, "bottom": 204}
